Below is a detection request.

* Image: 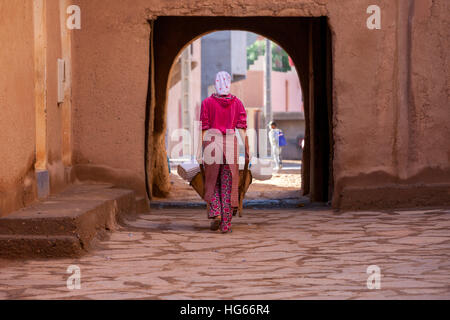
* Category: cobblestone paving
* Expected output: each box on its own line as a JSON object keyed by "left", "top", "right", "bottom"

{"left": 0, "top": 207, "right": 449, "bottom": 299}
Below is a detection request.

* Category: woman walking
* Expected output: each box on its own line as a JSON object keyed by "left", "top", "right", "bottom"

{"left": 197, "top": 71, "right": 249, "bottom": 233}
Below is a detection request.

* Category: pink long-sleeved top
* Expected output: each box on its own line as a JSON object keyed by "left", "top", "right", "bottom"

{"left": 199, "top": 94, "right": 247, "bottom": 208}
{"left": 200, "top": 94, "right": 247, "bottom": 133}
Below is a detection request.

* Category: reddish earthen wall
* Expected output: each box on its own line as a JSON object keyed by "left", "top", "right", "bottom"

{"left": 71, "top": 0, "right": 150, "bottom": 196}
{"left": 0, "top": 0, "right": 73, "bottom": 216}
{"left": 0, "top": 1, "right": 36, "bottom": 216}
{"left": 45, "top": 0, "right": 66, "bottom": 193}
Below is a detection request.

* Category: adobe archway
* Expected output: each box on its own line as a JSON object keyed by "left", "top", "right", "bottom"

{"left": 145, "top": 16, "right": 334, "bottom": 204}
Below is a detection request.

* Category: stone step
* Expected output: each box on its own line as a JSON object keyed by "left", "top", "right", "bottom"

{"left": 135, "top": 196, "right": 150, "bottom": 213}
{"left": 0, "top": 184, "right": 136, "bottom": 258}
{"left": 0, "top": 234, "right": 83, "bottom": 258}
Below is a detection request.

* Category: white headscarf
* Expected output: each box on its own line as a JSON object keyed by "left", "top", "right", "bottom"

{"left": 215, "top": 71, "right": 231, "bottom": 96}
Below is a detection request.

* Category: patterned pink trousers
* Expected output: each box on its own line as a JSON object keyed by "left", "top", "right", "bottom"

{"left": 208, "top": 164, "right": 233, "bottom": 232}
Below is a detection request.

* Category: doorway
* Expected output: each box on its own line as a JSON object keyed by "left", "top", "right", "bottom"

{"left": 145, "top": 16, "right": 334, "bottom": 205}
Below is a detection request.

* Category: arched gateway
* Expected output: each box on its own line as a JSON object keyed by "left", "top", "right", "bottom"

{"left": 146, "top": 16, "right": 334, "bottom": 205}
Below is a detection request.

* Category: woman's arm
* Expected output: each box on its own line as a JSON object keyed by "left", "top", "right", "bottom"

{"left": 198, "top": 99, "right": 209, "bottom": 165}
{"left": 238, "top": 128, "right": 250, "bottom": 162}
{"left": 236, "top": 99, "right": 250, "bottom": 161}
{"left": 196, "top": 129, "right": 206, "bottom": 165}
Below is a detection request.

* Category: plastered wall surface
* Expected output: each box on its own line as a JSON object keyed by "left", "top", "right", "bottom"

{"left": 0, "top": 1, "right": 36, "bottom": 216}
{"left": 1, "top": 0, "right": 72, "bottom": 216}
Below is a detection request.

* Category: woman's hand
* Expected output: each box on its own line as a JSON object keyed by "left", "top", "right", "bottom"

{"left": 196, "top": 152, "right": 203, "bottom": 166}
{"left": 245, "top": 146, "right": 251, "bottom": 163}
{"left": 238, "top": 128, "right": 250, "bottom": 164}
{"left": 195, "top": 141, "right": 203, "bottom": 165}
{"left": 244, "top": 140, "right": 250, "bottom": 162}
{"left": 196, "top": 130, "right": 206, "bottom": 166}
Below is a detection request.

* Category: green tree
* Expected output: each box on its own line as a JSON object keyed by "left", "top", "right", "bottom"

{"left": 247, "top": 40, "right": 292, "bottom": 72}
